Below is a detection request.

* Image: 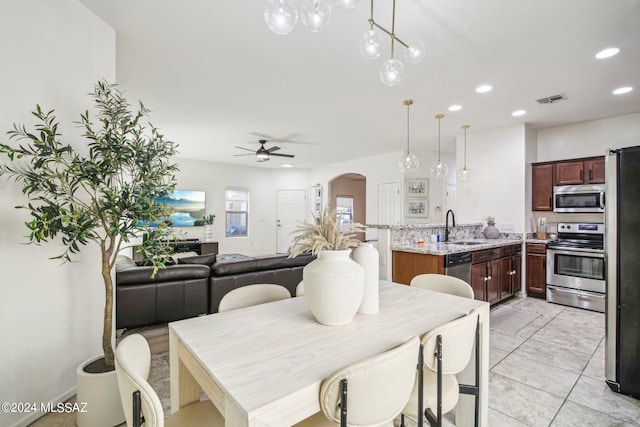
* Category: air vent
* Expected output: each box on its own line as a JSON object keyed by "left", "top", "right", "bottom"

{"left": 536, "top": 93, "right": 568, "bottom": 104}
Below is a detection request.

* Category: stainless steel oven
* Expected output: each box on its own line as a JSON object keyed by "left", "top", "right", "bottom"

{"left": 553, "top": 184, "right": 605, "bottom": 213}
{"left": 546, "top": 223, "right": 605, "bottom": 312}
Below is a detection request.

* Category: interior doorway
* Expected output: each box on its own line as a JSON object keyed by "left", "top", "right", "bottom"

{"left": 329, "top": 173, "right": 366, "bottom": 241}
{"left": 276, "top": 190, "right": 306, "bottom": 253}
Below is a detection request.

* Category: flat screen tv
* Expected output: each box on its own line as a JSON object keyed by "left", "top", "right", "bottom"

{"left": 144, "top": 189, "right": 206, "bottom": 227}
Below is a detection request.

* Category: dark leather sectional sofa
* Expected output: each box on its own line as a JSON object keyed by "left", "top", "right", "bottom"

{"left": 115, "top": 252, "right": 315, "bottom": 329}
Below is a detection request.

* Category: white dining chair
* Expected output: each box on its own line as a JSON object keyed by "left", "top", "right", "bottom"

{"left": 409, "top": 274, "right": 474, "bottom": 299}
{"left": 402, "top": 309, "right": 480, "bottom": 427}
{"left": 115, "top": 334, "right": 224, "bottom": 427}
{"left": 218, "top": 283, "right": 291, "bottom": 312}
{"left": 294, "top": 336, "right": 420, "bottom": 427}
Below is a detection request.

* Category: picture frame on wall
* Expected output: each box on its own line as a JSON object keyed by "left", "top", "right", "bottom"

{"left": 405, "top": 178, "right": 428, "bottom": 197}
{"left": 405, "top": 198, "right": 429, "bottom": 218}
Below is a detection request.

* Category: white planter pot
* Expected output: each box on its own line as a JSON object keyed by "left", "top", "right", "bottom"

{"left": 303, "top": 249, "right": 364, "bottom": 326}
{"left": 353, "top": 243, "right": 380, "bottom": 314}
{"left": 76, "top": 356, "right": 126, "bottom": 427}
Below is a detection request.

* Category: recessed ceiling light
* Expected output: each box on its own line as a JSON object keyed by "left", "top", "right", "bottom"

{"left": 613, "top": 86, "right": 633, "bottom": 95}
{"left": 448, "top": 105, "right": 462, "bottom": 111}
{"left": 595, "top": 47, "right": 620, "bottom": 59}
{"left": 281, "top": 162, "right": 294, "bottom": 167}
{"left": 512, "top": 110, "right": 526, "bottom": 117}
{"left": 475, "top": 85, "right": 493, "bottom": 93}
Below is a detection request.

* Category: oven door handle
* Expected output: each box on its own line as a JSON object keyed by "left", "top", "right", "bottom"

{"left": 547, "top": 285, "right": 606, "bottom": 299}
{"left": 599, "top": 191, "right": 605, "bottom": 209}
{"left": 547, "top": 248, "right": 605, "bottom": 258}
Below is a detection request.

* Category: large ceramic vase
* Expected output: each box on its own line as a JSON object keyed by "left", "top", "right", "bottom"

{"left": 483, "top": 224, "right": 500, "bottom": 239}
{"left": 76, "top": 356, "right": 125, "bottom": 427}
{"left": 353, "top": 243, "right": 379, "bottom": 314}
{"left": 303, "top": 249, "right": 364, "bottom": 326}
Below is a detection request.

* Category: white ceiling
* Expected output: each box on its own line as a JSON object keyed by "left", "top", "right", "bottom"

{"left": 79, "top": 0, "right": 640, "bottom": 169}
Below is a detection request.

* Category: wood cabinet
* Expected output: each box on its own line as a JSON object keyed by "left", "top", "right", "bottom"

{"left": 131, "top": 240, "right": 218, "bottom": 263}
{"left": 532, "top": 163, "right": 554, "bottom": 211}
{"left": 526, "top": 243, "right": 547, "bottom": 299}
{"left": 500, "top": 244, "right": 522, "bottom": 298}
{"left": 471, "top": 249, "right": 501, "bottom": 304}
{"left": 532, "top": 156, "right": 605, "bottom": 211}
{"left": 391, "top": 251, "right": 444, "bottom": 285}
{"left": 553, "top": 157, "right": 606, "bottom": 186}
{"left": 585, "top": 158, "right": 605, "bottom": 183}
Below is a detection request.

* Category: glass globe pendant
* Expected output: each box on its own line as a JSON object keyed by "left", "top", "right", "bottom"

{"left": 264, "top": 0, "right": 298, "bottom": 35}
{"left": 334, "top": 0, "right": 360, "bottom": 11}
{"left": 398, "top": 100, "right": 419, "bottom": 172}
{"left": 359, "top": 29, "right": 384, "bottom": 60}
{"left": 456, "top": 125, "right": 471, "bottom": 182}
{"left": 430, "top": 114, "right": 449, "bottom": 179}
{"left": 404, "top": 39, "right": 425, "bottom": 64}
{"left": 380, "top": 58, "right": 404, "bottom": 86}
{"left": 302, "top": 0, "right": 332, "bottom": 32}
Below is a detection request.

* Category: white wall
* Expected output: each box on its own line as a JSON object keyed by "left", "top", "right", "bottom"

{"left": 0, "top": 2, "right": 115, "bottom": 426}
{"left": 455, "top": 124, "right": 527, "bottom": 232}
{"left": 537, "top": 113, "right": 640, "bottom": 161}
{"left": 173, "top": 158, "right": 311, "bottom": 256}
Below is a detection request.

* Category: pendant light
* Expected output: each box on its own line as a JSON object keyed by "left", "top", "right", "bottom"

{"left": 430, "top": 114, "right": 449, "bottom": 179}
{"left": 264, "top": 0, "right": 299, "bottom": 35}
{"left": 457, "top": 125, "right": 471, "bottom": 182}
{"left": 398, "top": 99, "right": 418, "bottom": 172}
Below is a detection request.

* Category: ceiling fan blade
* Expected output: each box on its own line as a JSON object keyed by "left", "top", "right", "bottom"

{"left": 270, "top": 152, "right": 295, "bottom": 158}
{"left": 234, "top": 146, "right": 256, "bottom": 153}
{"left": 267, "top": 146, "right": 281, "bottom": 152}
{"left": 233, "top": 153, "right": 256, "bottom": 157}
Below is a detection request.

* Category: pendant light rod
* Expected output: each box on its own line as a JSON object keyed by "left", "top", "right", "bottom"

{"left": 405, "top": 99, "right": 413, "bottom": 152}
{"left": 367, "top": 0, "right": 410, "bottom": 49}
{"left": 435, "top": 114, "right": 444, "bottom": 161}
{"left": 461, "top": 124, "right": 469, "bottom": 167}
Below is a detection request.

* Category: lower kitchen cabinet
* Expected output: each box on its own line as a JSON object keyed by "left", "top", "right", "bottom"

{"left": 500, "top": 244, "right": 522, "bottom": 297}
{"left": 526, "top": 243, "right": 547, "bottom": 298}
{"left": 471, "top": 249, "right": 501, "bottom": 304}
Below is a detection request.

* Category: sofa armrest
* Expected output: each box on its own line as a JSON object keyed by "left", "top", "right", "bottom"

{"left": 117, "top": 264, "right": 210, "bottom": 286}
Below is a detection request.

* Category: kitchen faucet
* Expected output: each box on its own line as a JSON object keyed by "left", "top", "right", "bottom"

{"left": 445, "top": 209, "right": 456, "bottom": 242}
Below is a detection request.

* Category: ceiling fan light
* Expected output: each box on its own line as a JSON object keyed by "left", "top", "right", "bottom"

{"left": 380, "top": 58, "right": 404, "bottom": 86}
{"left": 404, "top": 39, "right": 425, "bottom": 64}
{"left": 256, "top": 150, "right": 270, "bottom": 159}
{"left": 301, "top": 0, "right": 331, "bottom": 32}
{"left": 359, "top": 29, "right": 384, "bottom": 60}
{"left": 264, "top": 0, "right": 298, "bottom": 35}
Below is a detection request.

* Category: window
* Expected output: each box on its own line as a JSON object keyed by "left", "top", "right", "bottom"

{"left": 225, "top": 188, "right": 248, "bottom": 237}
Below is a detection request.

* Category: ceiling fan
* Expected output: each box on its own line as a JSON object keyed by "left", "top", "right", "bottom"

{"left": 234, "top": 139, "right": 295, "bottom": 162}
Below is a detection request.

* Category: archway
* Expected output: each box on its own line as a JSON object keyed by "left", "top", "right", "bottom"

{"left": 329, "top": 173, "right": 366, "bottom": 242}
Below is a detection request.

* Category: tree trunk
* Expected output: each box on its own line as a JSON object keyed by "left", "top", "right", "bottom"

{"left": 102, "top": 251, "right": 115, "bottom": 367}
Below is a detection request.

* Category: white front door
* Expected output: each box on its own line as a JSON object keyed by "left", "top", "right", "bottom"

{"left": 277, "top": 190, "right": 307, "bottom": 254}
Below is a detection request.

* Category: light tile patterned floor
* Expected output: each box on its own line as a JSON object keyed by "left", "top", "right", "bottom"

{"left": 30, "top": 296, "right": 640, "bottom": 426}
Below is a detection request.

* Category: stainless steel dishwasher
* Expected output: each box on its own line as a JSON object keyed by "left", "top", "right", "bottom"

{"left": 444, "top": 252, "right": 472, "bottom": 284}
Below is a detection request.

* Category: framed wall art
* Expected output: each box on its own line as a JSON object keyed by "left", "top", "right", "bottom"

{"left": 405, "top": 178, "right": 428, "bottom": 197}
{"left": 405, "top": 198, "right": 429, "bottom": 218}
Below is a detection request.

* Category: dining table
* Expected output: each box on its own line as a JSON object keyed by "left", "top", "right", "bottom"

{"left": 169, "top": 280, "right": 489, "bottom": 427}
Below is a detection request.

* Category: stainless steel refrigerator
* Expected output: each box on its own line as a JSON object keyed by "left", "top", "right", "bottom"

{"left": 605, "top": 145, "right": 640, "bottom": 398}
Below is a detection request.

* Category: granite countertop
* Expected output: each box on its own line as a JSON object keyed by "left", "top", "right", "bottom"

{"left": 391, "top": 238, "right": 522, "bottom": 256}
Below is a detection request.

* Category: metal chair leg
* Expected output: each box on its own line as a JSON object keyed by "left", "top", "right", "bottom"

{"left": 418, "top": 343, "right": 424, "bottom": 427}
{"left": 340, "top": 378, "right": 348, "bottom": 427}
{"left": 132, "top": 390, "right": 144, "bottom": 427}
{"left": 458, "top": 316, "right": 480, "bottom": 427}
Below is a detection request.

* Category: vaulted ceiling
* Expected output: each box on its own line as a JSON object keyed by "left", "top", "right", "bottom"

{"left": 79, "top": 0, "right": 640, "bottom": 168}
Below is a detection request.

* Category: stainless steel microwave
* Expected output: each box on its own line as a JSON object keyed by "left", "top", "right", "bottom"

{"left": 553, "top": 184, "right": 605, "bottom": 213}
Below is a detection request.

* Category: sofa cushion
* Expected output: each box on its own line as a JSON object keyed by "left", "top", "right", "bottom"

{"left": 177, "top": 253, "right": 217, "bottom": 266}
{"left": 211, "top": 253, "right": 315, "bottom": 277}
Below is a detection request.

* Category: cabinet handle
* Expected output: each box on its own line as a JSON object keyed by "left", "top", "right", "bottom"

{"left": 549, "top": 197, "right": 552, "bottom": 208}
{"left": 484, "top": 276, "right": 489, "bottom": 282}
{"left": 580, "top": 170, "right": 583, "bottom": 181}
{"left": 590, "top": 169, "right": 593, "bottom": 181}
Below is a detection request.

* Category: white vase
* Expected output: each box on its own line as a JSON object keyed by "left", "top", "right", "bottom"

{"left": 303, "top": 249, "right": 364, "bottom": 326}
{"left": 204, "top": 224, "right": 214, "bottom": 242}
{"left": 76, "top": 356, "right": 126, "bottom": 427}
{"left": 353, "top": 243, "right": 379, "bottom": 314}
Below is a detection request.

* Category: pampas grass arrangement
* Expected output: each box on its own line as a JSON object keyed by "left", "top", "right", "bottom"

{"left": 288, "top": 207, "right": 365, "bottom": 257}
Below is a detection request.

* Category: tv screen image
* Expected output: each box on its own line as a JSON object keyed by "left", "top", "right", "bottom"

{"left": 147, "top": 190, "right": 206, "bottom": 227}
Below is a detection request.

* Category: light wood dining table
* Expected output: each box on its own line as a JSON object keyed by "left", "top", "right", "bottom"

{"left": 169, "top": 280, "right": 489, "bottom": 427}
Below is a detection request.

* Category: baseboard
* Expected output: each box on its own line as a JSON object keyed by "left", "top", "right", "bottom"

{"left": 8, "top": 386, "right": 77, "bottom": 427}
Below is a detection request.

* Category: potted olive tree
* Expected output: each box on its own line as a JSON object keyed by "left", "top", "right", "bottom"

{"left": 0, "top": 81, "right": 178, "bottom": 426}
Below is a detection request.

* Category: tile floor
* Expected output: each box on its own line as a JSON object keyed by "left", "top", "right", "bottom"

{"left": 29, "top": 296, "right": 640, "bottom": 426}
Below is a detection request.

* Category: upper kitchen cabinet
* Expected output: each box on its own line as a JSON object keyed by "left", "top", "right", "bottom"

{"left": 532, "top": 163, "right": 554, "bottom": 211}
{"left": 532, "top": 156, "right": 605, "bottom": 211}
{"left": 554, "top": 156, "right": 605, "bottom": 186}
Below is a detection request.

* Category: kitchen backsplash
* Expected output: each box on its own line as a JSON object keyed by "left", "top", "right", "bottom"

{"left": 390, "top": 223, "right": 523, "bottom": 246}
